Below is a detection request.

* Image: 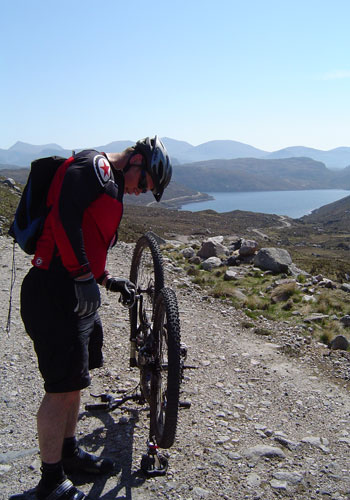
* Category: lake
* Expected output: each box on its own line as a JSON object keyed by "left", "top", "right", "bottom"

{"left": 179, "top": 190, "right": 350, "bottom": 219}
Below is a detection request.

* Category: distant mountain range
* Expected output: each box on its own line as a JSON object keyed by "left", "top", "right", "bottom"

{"left": 1, "top": 138, "right": 350, "bottom": 169}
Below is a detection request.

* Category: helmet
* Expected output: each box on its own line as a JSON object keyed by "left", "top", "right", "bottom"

{"left": 134, "top": 135, "right": 172, "bottom": 202}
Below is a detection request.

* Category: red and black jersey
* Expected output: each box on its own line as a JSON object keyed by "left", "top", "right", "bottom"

{"left": 32, "top": 150, "right": 124, "bottom": 281}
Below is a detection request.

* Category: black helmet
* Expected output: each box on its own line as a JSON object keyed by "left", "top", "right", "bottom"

{"left": 134, "top": 135, "right": 172, "bottom": 202}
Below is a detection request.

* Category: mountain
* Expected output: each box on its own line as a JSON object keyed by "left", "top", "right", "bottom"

{"left": 93, "top": 140, "right": 134, "bottom": 152}
{"left": 172, "top": 157, "right": 349, "bottom": 192}
{"left": 164, "top": 139, "right": 267, "bottom": 163}
{"left": 0, "top": 142, "right": 72, "bottom": 167}
{"left": 265, "top": 146, "right": 350, "bottom": 169}
{"left": 1, "top": 138, "right": 350, "bottom": 169}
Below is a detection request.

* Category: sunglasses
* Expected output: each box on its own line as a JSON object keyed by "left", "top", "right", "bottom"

{"left": 138, "top": 169, "right": 148, "bottom": 193}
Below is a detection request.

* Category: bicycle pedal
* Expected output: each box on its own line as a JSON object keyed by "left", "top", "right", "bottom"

{"left": 179, "top": 400, "right": 191, "bottom": 409}
{"left": 140, "top": 452, "right": 168, "bottom": 477}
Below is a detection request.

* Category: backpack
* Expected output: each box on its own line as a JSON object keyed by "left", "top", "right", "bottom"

{"left": 8, "top": 156, "right": 68, "bottom": 254}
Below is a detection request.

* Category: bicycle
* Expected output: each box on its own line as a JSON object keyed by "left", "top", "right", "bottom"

{"left": 86, "top": 232, "right": 189, "bottom": 476}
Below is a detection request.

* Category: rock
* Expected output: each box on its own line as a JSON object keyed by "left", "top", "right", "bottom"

{"left": 239, "top": 239, "right": 258, "bottom": 257}
{"left": 341, "top": 283, "right": 350, "bottom": 293}
{"left": 254, "top": 248, "right": 292, "bottom": 274}
{"left": 318, "top": 279, "right": 337, "bottom": 289}
{"left": 192, "top": 486, "right": 211, "bottom": 498}
{"left": 289, "top": 263, "right": 310, "bottom": 277}
{"left": 340, "top": 315, "right": 350, "bottom": 327}
{"left": 272, "top": 470, "right": 303, "bottom": 485}
{"left": 225, "top": 255, "right": 240, "bottom": 266}
{"left": 274, "top": 436, "right": 300, "bottom": 450}
{"left": 2, "top": 178, "right": 16, "bottom": 188}
{"left": 197, "top": 238, "right": 227, "bottom": 259}
{"left": 201, "top": 257, "right": 222, "bottom": 271}
{"left": 224, "top": 270, "right": 238, "bottom": 281}
{"left": 302, "top": 294, "right": 316, "bottom": 303}
{"left": 246, "top": 472, "right": 262, "bottom": 488}
{"left": 243, "top": 445, "right": 286, "bottom": 461}
{"left": 189, "top": 256, "right": 202, "bottom": 265}
{"left": 304, "top": 314, "right": 329, "bottom": 323}
{"left": 330, "top": 335, "right": 349, "bottom": 351}
{"left": 301, "top": 436, "right": 330, "bottom": 453}
{"left": 181, "top": 247, "right": 195, "bottom": 259}
{"left": 270, "top": 479, "right": 288, "bottom": 490}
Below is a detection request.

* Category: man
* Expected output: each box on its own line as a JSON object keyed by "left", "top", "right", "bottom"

{"left": 15, "top": 136, "right": 172, "bottom": 500}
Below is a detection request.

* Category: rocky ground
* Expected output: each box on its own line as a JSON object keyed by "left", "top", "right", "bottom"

{"left": 2, "top": 234, "right": 350, "bottom": 500}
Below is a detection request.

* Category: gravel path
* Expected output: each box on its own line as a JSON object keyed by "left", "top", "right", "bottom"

{"left": 2, "top": 235, "right": 350, "bottom": 500}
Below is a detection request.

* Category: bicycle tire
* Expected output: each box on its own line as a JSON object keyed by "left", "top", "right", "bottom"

{"left": 129, "top": 232, "right": 165, "bottom": 340}
{"left": 150, "top": 287, "right": 181, "bottom": 449}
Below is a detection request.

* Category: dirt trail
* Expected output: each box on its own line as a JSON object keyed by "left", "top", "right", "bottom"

{"left": 2, "top": 235, "right": 350, "bottom": 500}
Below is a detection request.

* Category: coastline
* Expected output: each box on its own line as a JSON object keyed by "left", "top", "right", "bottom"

{"left": 147, "top": 191, "right": 214, "bottom": 209}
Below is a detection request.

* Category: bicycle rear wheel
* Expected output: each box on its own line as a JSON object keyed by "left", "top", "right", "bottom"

{"left": 150, "top": 287, "right": 181, "bottom": 449}
{"left": 129, "top": 232, "right": 165, "bottom": 367}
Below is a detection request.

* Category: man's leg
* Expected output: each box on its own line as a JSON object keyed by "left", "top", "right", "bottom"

{"left": 37, "top": 391, "right": 81, "bottom": 463}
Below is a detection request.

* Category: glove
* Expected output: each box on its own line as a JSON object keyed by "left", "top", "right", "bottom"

{"left": 74, "top": 275, "right": 101, "bottom": 317}
{"left": 105, "top": 277, "right": 136, "bottom": 307}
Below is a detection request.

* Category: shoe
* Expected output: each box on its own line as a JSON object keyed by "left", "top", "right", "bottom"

{"left": 62, "top": 447, "right": 115, "bottom": 475}
{"left": 36, "top": 478, "right": 85, "bottom": 499}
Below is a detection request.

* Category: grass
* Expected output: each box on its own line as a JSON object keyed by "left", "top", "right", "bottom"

{"left": 0, "top": 181, "right": 21, "bottom": 233}
{"left": 162, "top": 240, "right": 350, "bottom": 347}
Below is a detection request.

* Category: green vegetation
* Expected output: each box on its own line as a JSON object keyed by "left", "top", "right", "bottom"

{"left": 162, "top": 243, "right": 350, "bottom": 347}
{"left": 0, "top": 180, "right": 21, "bottom": 233}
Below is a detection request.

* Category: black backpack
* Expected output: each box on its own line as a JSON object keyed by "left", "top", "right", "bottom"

{"left": 9, "top": 156, "right": 67, "bottom": 254}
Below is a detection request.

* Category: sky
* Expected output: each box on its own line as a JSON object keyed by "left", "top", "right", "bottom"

{"left": 1, "top": 0, "right": 350, "bottom": 152}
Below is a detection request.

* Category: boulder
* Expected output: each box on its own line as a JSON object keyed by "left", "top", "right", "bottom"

{"left": 201, "top": 257, "right": 222, "bottom": 271}
{"left": 239, "top": 239, "right": 258, "bottom": 257}
{"left": 181, "top": 247, "right": 195, "bottom": 259}
{"left": 197, "top": 238, "right": 227, "bottom": 259}
{"left": 225, "top": 255, "right": 240, "bottom": 266}
{"left": 340, "top": 315, "right": 350, "bottom": 327}
{"left": 330, "top": 335, "right": 349, "bottom": 351}
{"left": 341, "top": 284, "right": 350, "bottom": 293}
{"left": 224, "top": 270, "right": 238, "bottom": 281}
{"left": 2, "top": 178, "right": 16, "bottom": 188}
{"left": 254, "top": 248, "right": 292, "bottom": 274}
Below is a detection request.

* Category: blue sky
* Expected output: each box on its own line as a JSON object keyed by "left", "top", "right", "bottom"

{"left": 1, "top": 0, "right": 350, "bottom": 151}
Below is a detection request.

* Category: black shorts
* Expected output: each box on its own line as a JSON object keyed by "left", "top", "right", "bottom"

{"left": 20, "top": 266, "right": 103, "bottom": 393}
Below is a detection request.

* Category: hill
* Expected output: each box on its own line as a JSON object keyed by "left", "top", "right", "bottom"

{"left": 300, "top": 194, "right": 350, "bottom": 231}
{"left": 265, "top": 145, "right": 350, "bottom": 169}
{"left": 173, "top": 157, "right": 345, "bottom": 192}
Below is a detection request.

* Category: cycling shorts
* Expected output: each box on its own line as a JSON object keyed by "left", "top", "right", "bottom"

{"left": 20, "top": 265, "right": 103, "bottom": 393}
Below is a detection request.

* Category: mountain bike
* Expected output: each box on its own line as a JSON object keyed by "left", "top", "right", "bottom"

{"left": 86, "top": 232, "right": 188, "bottom": 475}
{"left": 129, "top": 232, "right": 184, "bottom": 449}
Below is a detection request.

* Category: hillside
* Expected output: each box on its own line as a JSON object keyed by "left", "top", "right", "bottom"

{"left": 3, "top": 233, "right": 350, "bottom": 499}
{"left": 300, "top": 194, "right": 350, "bottom": 231}
{"left": 173, "top": 157, "right": 347, "bottom": 192}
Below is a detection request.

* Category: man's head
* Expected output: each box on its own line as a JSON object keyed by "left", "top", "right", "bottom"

{"left": 130, "top": 136, "right": 172, "bottom": 202}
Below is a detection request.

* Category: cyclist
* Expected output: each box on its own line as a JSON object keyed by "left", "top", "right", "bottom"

{"left": 14, "top": 136, "right": 172, "bottom": 500}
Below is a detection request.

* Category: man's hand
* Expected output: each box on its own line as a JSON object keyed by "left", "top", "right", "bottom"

{"left": 74, "top": 275, "right": 101, "bottom": 316}
{"left": 105, "top": 277, "right": 136, "bottom": 307}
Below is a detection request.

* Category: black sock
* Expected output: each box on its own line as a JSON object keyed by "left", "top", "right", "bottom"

{"left": 37, "top": 461, "right": 66, "bottom": 498}
{"left": 62, "top": 436, "right": 78, "bottom": 458}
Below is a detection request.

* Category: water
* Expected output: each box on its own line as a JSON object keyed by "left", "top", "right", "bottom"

{"left": 180, "top": 189, "right": 349, "bottom": 219}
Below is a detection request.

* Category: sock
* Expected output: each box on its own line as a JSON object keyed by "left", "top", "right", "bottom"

{"left": 62, "top": 436, "right": 78, "bottom": 458}
{"left": 37, "top": 461, "right": 66, "bottom": 499}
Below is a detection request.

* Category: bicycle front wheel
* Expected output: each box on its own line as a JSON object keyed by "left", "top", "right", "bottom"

{"left": 150, "top": 287, "right": 181, "bottom": 449}
{"left": 129, "top": 232, "right": 165, "bottom": 340}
